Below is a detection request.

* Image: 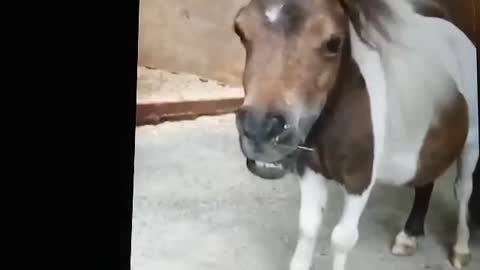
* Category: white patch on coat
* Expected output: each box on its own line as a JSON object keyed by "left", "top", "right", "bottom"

{"left": 265, "top": 2, "right": 285, "bottom": 23}
{"left": 331, "top": 185, "right": 375, "bottom": 270}
{"left": 349, "top": 0, "right": 478, "bottom": 186}
{"left": 289, "top": 169, "right": 328, "bottom": 270}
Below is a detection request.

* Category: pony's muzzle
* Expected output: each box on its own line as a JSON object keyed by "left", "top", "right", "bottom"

{"left": 236, "top": 106, "right": 290, "bottom": 144}
{"left": 235, "top": 106, "right": 300, "bottom": 179}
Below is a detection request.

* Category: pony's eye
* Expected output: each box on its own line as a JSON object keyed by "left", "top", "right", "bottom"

{"left": 317, "top": 35, "right": 343, "bottom": 56}
{"left": 325, "top": 36, "right": 342, "bottom": 54}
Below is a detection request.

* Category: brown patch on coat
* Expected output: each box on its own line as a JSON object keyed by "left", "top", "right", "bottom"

{"left": 412, "top": 0, "right": 449, "bottom": 20}
{"left": 414, "top": 0, "right": 478, "bottom": 46}
{"left": 299, "top": 41, "right": 374, "bottom": 195}
{"left": 404, "top": 0, "right": 473, "bottom": 186}
{"left": 407, "top": 92, "right": 469, "bottom": 187}
{"left": 432, "top": 0, "right": 478, "bottom": 46}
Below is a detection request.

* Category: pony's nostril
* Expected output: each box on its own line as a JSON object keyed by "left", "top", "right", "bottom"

{"left": 243, "top": 128, "right": 256, "bottom": 140}
{"left": 266, "top": 114, "right": 288, "bottom": 140}
{"left": 236, "top": 107, "right": 260, "bottom": 140}
{"left": 236, "top": 107, "right": 289, "bottom": 142}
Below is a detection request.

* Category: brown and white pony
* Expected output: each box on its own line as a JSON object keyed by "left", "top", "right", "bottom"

{"left": 233, "top": 0, "right": 478, "bottom": 269}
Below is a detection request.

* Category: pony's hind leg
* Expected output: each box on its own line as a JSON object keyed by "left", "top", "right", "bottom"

{"left": 392, "top": 183, "right": 434, "bottom": 256}
{"left": 469, "top": 159, "right": 480, "bottom": 226}
{"left": 452, "top": 138, "right": 478, "bottom": 269}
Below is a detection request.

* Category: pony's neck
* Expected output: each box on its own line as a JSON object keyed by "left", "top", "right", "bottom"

{"left": 313, "top": 37, "right": 366, "bottom": 126}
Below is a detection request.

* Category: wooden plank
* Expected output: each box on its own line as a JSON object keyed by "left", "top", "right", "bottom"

{"left": 136, "top": 98, "right": 243, "bottom": 126}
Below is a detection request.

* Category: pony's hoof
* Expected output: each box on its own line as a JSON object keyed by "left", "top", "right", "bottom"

{"left": 392, "top": 242, "right": 416, "bottom": 256}
{"left": 391, "top": 231, "right": 417, "bottom": 256}
{"left": 451, "top": 252, "right": 471, "bottom": 269}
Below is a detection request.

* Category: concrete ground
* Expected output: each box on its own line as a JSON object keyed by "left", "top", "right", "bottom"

{"left": 132, "top": 114, "right": 479, "bottom": 270}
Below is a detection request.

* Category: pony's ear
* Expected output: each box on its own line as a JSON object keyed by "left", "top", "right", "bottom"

{"left": 338, "top": 0, "right": 393, "bottom": 48}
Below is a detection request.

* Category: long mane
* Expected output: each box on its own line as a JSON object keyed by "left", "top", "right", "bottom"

{"left": 340, "top": 0, "right": 452, "bottom": 45}
{"left": 339, "top": 0, "right": 396, "bottom": 47}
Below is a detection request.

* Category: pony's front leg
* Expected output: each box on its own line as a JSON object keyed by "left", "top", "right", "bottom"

{"left": 289, "top": 168, "right": 328, "bottom": 270}
{"left": 331, "top": 184, "right": 373, "bottom": 270}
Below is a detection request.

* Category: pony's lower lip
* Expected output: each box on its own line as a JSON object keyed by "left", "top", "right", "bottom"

{"left": 246, "top": 158, "right": 288, "bottom": 180}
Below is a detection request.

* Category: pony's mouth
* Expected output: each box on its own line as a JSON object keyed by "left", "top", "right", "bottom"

{"left": 245, "top": 153, "right": 296, "bottom": 180}
{"left": 238, "top": 129, "right": 315, "bottom": 180}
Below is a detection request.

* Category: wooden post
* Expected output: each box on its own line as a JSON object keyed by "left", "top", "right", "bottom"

{"left": 136, "top": 98, "right": 243, "bottom": 126}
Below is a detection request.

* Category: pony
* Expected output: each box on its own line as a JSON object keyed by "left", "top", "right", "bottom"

{"left": 233, "top": 0, "right": 478, "bottom": 269}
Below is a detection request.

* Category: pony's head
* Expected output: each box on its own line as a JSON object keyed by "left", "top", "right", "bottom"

{"left": 234, "top": 0, "right": 351, "bottom": 178}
